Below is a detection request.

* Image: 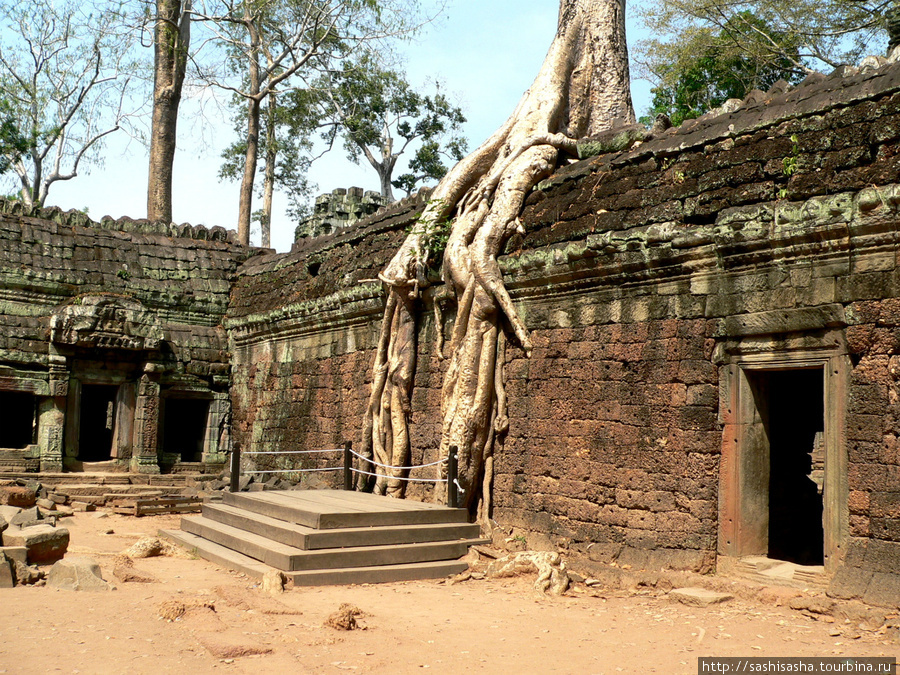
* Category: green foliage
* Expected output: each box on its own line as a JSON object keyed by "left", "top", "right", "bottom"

{"left": 638, "top": 12, "right": 806, "bottom": 126}
{"left": 0, "top": 98, "right": 30, "bottom": 175}
{"left": 409, "top": 198, "right": 452, "bottom": 262}
{"left": 782, "top": 134, "right": 801, "bottom": 176}
{"left": 219, "top": 89, "right": 317, "bottom": 223}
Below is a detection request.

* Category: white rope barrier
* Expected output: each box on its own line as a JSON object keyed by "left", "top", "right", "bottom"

{"left": 348, "top": 448, "right": 446, "bottom": 471}
{"left": 246, "top": 468, "right": 341, "bottom": 475}
{"left": 350, "top": 467, "right": 448, "bottom": 483}
{"left": 244, "top": 449, "right": 342, "bottom": 456}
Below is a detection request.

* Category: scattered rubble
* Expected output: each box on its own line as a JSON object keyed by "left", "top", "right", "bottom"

{"left": 324, "top": 603, "right": 366, "bottom": 631}
{"left": 112, "top": 555, "right": 159, "bottom": 584}
{"left": 121, "top": 536, "right": 191, "bottom": 559}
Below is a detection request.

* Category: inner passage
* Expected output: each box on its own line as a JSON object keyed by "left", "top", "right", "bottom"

{"left": 765, "top": 368, "right": 825, "bottom": 566}
{"left": 78, "top": 384, "right": 118, "bottom": 462}
{"left": 162, "top": 398, "right": 210, "bottom": 462}
{"left": 0, "top": 392, "right": 36, "bottom": 449}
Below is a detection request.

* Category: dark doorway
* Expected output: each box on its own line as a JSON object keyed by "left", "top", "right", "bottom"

{"left": 78, "top": 385, "right": 119, "bottom": 462}
{"left": 0, "top": 392, "right": 36, "bottom": 448}
{"left": 749, "top": 368, "right": 825, "bottom": 565}
{"left": 162, "top": 398, "right": 209, "bottom": 462}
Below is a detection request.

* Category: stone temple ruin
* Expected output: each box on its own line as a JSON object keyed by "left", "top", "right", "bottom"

{"left": 294, "top": 187, "right": 386, "bottom": 241}
{"left": 4, "top": 56, "right": 900, "bottom": 605}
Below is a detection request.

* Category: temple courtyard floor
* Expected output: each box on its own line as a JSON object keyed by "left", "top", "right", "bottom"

{"left": 0, "top": 510, "right": 896, "bottom": 674}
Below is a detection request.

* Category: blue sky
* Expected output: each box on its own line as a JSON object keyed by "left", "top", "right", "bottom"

{"left": 48, "top": 1, "right": 653, "bottom": 252}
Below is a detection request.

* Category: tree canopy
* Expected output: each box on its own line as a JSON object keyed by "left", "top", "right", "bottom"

{"left": 639, "top": 12, "right": 806, "bottom": 126}
{"left": 636, "top": 0, "right": 893, "bottom": 85}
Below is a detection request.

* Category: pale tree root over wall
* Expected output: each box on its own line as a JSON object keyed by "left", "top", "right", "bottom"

{"left": 358, "top": 0, "right": 634, "bottom": 524}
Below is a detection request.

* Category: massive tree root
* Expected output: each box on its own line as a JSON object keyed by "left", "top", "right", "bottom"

{"left": 359, "top": 0, "right": 634, "bottom": 518}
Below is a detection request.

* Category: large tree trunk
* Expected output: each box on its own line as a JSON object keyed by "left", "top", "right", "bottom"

{"left": 237, "top": 5, "right": 261, "bottom": 246}
{"left": 260, "top": 91, "right": 277, "bottom": 249}
{"left": 147, "top": 0, "right": 191, "bottom": 223}
{"left": 359, "top": 0, "right": 634, "bottom": 520}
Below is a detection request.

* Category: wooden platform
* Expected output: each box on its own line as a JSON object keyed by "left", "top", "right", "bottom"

{"left": 160, "top": 489, "right": 487, "bottom": 586}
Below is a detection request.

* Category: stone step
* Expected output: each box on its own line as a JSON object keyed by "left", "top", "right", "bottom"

{"left": 286, "top": 559, "right": 470, "bottom": 587}
{"left": 159, "top": 529, "right": 272, "bottom": 579}
{"left": 223, "top": 490, "right": 469, "bottom": 529}
{"left": 180, "top": 515, "right": 478, "bottom": 572}
{"left": 159, "top": 528, "right": 469, "bottom": 586}
{"left": 202, "top": 502, "right": 482, "bottom": 550}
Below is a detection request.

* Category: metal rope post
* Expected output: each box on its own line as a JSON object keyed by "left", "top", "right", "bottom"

{"left": 447, "top": 445, "right": 458, "bottom": 509}
{"left": 230, "top": 442, "right": 241, "bottom": 493}
{"left": 343, "top": 440, "right": 352, "bottom": 491}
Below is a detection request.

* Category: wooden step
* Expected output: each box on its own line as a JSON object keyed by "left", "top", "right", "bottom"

{"left": 181, "top": 515, "right": 479, "bottom": 571}
{"left": 224, "top": 490, "right": 469, "bottom": 529}
{"left": 202, "top": 502, "right": 482, "bottom": 550}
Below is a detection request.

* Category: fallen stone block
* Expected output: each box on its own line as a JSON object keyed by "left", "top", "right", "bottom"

{"left": 35, "top": 498, "right": 56, "bottom": 511}
{"left": 0, "top": 505, "right": 20, "bottom": 523}
{"left": 0, "top": 486, "right": 36, "bottom": 508}
{"left": 10, "top": 507, "right": 42, "bottom": 528}
{"left": 47, "top": 556, "right": 112, "bottom": 592}
{"left": 70, "top": 501, "right": 96, "bottom": 512}
{"left": 0, "top": 546, "right": 27, "bottom": 565}
{"left": 0, "top": 553, "right": 14, "bottom": 588}
{"left": 669, "top": 587, "right": 734, "bottom": 607}
{"left": 2, "top": 524, "right": 69, "bottom": 564}
{"left": 47, "top": 493, "right": 67, "bottom": 505}
{"left": 54, "top": 505, "right": 74, "bottom": 518}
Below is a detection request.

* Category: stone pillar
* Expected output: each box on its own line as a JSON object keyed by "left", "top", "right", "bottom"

{"left": 202, "top": 394, "right": 231, "bottom": 466}
{"left": 131, "top": 367, "right": 162, "bottom": 474}
{"left": 39, "top": 353, "right": 68, "bottom": 472}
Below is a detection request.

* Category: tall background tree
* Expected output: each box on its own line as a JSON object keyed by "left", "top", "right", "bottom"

{"left": 314, "top": 54, "right": 467, "bottom": 201}
{"left": 147, "top": 0, "right": 192, "bottom": 223}
{"left": 0, "top": 0, "right": 140, "bottom": 208}
{"left": 360, "top": 0, "right": 634, "bottom": 522}
{"left": 194, "top": 0, "right": 426, "bottom": 246}
{"left": 218, "top": 85, "right": 318, "bottom": 244}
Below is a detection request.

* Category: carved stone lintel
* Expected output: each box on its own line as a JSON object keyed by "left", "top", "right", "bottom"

{"left": 50, "top": 295, "right": 163, "bottom": 351}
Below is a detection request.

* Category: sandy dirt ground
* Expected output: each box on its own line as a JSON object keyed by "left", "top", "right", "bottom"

{"left": 0, "top": 510, "right": 897, "bottom": 675}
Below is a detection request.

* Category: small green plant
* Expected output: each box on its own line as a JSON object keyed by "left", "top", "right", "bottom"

{"left": 673, "top": 170, "right": 686, "bottom": 184}
{"left": 116, "top": 267, "right": 130, "bottom": 280}
{"left": 410, "top": 198, "right": 453, "bottom": 263}
{"left": 782, "top": 134, "right": 800, "bottom": 176}
{"left": 778, "top": 187, "right": 788, "bottom": 200}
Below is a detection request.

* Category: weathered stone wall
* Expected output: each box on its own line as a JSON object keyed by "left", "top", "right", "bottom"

{"left": 228, "top": 61, "right": 900, "bottom": 605}
{"left": 0, "top": 203, "right": 253, "bottom": 472}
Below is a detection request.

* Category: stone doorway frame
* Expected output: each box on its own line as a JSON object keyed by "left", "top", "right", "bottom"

{"left": 718, "top": 348, "right": 850, "bottom": 574}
